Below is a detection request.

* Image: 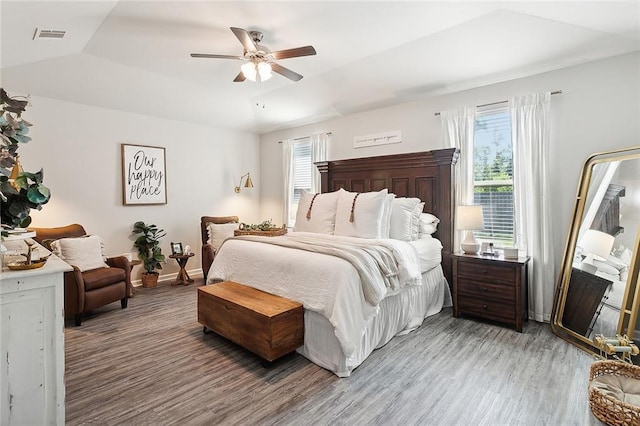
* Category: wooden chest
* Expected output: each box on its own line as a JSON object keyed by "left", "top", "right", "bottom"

{"left": 197, "top": 281, "right": 304, "bottom": 362}
{"left": 452, "top": 253, "right": 530, "bottom": 332}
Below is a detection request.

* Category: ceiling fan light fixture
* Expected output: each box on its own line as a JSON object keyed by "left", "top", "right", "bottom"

{"left": 241, "top": 62, "right": 257, "bottom": 81}
{"left": 191, "top": 27, "right": 316, "bottom": 82}
{"left": 257, "top": 62, "right": 272, "bottom": 81}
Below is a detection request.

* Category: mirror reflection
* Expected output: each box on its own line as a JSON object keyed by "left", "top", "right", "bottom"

{"left": 552, "top": 147, "right": 640, "bottom": 356}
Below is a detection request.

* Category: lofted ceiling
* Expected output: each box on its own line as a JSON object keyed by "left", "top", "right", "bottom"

{"left": 1, "top": 1, "right": 639, "bottom": 134}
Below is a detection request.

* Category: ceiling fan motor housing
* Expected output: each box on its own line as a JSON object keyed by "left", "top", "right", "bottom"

{"left": 248, "top": 31, "right": 264, "bottom": 44}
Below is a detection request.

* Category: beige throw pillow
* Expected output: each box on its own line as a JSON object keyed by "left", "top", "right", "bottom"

{"left": 207, "top": 222, "right": 239, "bottom": 251}
{"left": 51, "top": 235, "right": 108, "bottom": 272}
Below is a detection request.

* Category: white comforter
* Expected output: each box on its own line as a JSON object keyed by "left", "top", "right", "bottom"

{"left": 207, "top": 232, "right": 433, "bottom": 357}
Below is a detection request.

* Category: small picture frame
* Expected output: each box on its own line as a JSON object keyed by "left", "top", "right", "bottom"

{"left": 480, "top": 242, "right": 498, "bottom": 256}
{"left": 171, "top": 242, "right": 183, "bottom": 255}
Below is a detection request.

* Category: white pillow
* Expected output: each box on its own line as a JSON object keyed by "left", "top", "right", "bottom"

{"left": 390, "top": 197, "right": 422, "bottom": 241}
{"left": 380, "top": 193, "right": 396, "bottom": 238}
{"left": 207, "top": 222, "right": 239, "bottom": 251}
{"left": 605, "top": 255, "right": 629, "bottom": 271}
{"left": 293, "top": 190, "right": 340, "bottom": 234}
{"left": 412, "top": 202, "right": 425, "bottom": 240}
{"left": 51, "top": 235, "right": 108, "bottom": 272}
{"left": 418, "top": 213, "right": 440, "bottom": 237}
{"left": 593, "top": 260, "right": 621, "bottom": 277}
{"left": 334, "top": 189, "right": 389, "bottom": 238}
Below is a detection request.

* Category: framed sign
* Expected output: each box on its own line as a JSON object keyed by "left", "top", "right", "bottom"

{"left": 121, "top": 144, "right": 167, "bottom": 205}
{"left": 353, "top": 130, "right": 402, "bottom": 149}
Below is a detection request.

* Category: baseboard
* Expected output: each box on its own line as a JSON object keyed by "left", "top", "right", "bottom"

{"left": 132, "top": 268, "right": 203, "bottom": 287}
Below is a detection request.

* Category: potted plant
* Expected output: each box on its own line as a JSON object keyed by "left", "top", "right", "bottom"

{"left": 0, "top": 88, "right": 50, "bottom": 232}
{"left": 131, "top": 221, "right": 166, "bottom": 288}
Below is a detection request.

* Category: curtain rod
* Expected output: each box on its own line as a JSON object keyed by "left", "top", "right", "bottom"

{"left": 433, "top": 90, "right": 562, "bottom": 117}
{"left": 278, "top": 132, "right": 332, "bottom": 144}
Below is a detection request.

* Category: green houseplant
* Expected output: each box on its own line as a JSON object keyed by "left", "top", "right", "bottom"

{"left": 0, "top": 88, "right": 50, "bottom": 231}
{"left": 131, "top": 221, "right": 166, "bottom": 288}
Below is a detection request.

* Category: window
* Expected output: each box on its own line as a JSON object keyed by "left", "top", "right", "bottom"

{"left": 288, "top": 138, "right": 312, "bottom": 226}
{"left": 473, "top": 104, "right": 514, "bottom": 244}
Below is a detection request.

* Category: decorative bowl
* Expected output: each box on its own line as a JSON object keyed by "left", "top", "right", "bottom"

{"left": 5, "top": 258, "right": 48, "bottom": 270}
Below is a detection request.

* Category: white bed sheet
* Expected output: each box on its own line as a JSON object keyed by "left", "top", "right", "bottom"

{"left": 408, "top": 236, "right": 442, "bottom": 273}
{"left": 298, "top": 265, "right": 451, "bottom": 377}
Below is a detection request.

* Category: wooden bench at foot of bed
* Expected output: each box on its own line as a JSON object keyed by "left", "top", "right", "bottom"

{"left": 198, "top": 281, "right": 304, "bottom": 362}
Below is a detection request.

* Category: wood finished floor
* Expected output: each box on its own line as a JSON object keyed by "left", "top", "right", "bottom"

{"left": 65, "top": 279, "right": 604, "bottom": 426}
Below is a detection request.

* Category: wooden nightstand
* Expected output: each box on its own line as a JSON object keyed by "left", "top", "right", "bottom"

{"left": 452, "top": 252, "right": 530, "bottom": 332}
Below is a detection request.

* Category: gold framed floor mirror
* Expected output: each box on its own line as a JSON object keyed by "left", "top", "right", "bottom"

{"left": 551, "top": 146, "right": 640, "bottom": 359}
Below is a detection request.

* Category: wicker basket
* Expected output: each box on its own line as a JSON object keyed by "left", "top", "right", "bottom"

{"left": 234, "top": 225, "right": 287, "bottom": 237}
{"left": 588, "top": 360, "right": 640, "bottom": 425}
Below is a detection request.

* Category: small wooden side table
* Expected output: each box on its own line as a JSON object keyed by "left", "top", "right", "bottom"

{"left": 169, "top": 253, "right": 195, "bottom": 286}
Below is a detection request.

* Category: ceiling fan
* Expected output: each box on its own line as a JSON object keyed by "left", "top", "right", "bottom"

{"left": 190, "top": 27, "right": 316, "bottom": 83}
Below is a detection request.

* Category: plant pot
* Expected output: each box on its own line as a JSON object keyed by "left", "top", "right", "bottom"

{"left": 141, "top": 272, "right": 159, "bottom": 288}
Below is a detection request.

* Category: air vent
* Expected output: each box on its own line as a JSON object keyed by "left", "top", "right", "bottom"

{"left": 33, "top": 28, "right": 66, "bottom": 40}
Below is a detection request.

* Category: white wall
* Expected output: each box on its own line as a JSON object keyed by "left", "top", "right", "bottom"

{"left": 17, "top": 96, "right": 260, "bottom": 281}
{"left": 259, "top": 52, "right": 640, "bottom": 294}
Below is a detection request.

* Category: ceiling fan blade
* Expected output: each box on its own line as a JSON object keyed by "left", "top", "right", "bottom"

{"left": 230, "top": 27, "right": 257, "bottom": 53}
{"left": 271, "top": 63, "right": 303, "bottom": 82}
{"left": 190, "top": 53, "right": 245, "bottom": 60}
{"left": 233, "top": 72, "right": 246, "bottom": 83}
{"left": 271, "top": 46, "right": 317, "bottom": 60}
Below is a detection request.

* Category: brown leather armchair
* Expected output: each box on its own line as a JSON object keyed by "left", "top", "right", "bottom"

{"left": 200, "top": 216, "right": 238, "bottom": 283}
{"left": 30, "top": 224, "right": 132, "bottom": 326}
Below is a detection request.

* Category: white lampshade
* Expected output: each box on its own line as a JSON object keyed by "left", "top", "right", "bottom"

{"left": 580, "top": 229, "right": 615, "bottom": 262}
{"left": 457, "top": 205, "right": 484, "bottom": 230}
{"left": 241, "top": 62, "right": 272, "bottom": 82}
{"left": 257, "top": 62, "right": 272, "bottom": 81}
{"left": 457, "top": 205, "right": 484, "bottom": 254}
{"left": 241, "top": 62, "right": 257, "bottom": 81}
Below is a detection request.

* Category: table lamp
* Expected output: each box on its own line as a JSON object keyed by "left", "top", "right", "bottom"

{"left": 579, "top": 229, "right": 615, "bottom": 274}
{"left": 457, "top": 205, "right": 484, "bottom": 254}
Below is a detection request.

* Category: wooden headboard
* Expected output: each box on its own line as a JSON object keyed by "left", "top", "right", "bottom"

{"left": 315, "top": 148, "right": 459, "bottom": 285}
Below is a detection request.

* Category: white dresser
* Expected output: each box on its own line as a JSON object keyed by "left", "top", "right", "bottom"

{"left": 0, "top": 245, "right": 71, "bottom": 425}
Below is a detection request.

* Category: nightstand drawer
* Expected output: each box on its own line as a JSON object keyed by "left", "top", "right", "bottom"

{"left": 458, "top": 298, "right": 516, "bottom": 323}
{"left": 456, "top": 261, "right": 515, "bottom": 285}
{"left": 457, "top": 279, "right": 515, "bottom": 302}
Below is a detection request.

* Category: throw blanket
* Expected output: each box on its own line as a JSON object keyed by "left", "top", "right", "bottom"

{"left": 228, "top": 233, "right": 422, "bottom": 306}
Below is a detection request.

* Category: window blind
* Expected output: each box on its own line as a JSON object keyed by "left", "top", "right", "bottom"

{"left": 292, "top": 138, "right": 312, "bottom": 204}
{"left": 473, "top": 105, "right": 514, "bottom": 243}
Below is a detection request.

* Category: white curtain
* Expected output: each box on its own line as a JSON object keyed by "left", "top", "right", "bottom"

{"left": 511, "top": 92, "right": 554, "bottom": 322}
{"left": 281, "top": 139, "right": 294, "bottom": 227}
{"left": 441, "top": 106, "right": 476, "bottom": 252}
{"left": 310, "top": 132, "right": 329, "bottom": 192}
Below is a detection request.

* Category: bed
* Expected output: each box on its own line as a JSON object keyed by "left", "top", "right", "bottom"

{"left": 206, "top": 148, "right": 459, "bottom": 377}
{"left": 587, "top": 252, "right": 634, "bottom": 339}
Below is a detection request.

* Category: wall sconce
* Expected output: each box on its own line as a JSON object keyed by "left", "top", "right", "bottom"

{"left": 234, "top": 172, "right": 254, "bottom": 193}
{"left": 457, "top": 205, "right": 484, "bottom": 254}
